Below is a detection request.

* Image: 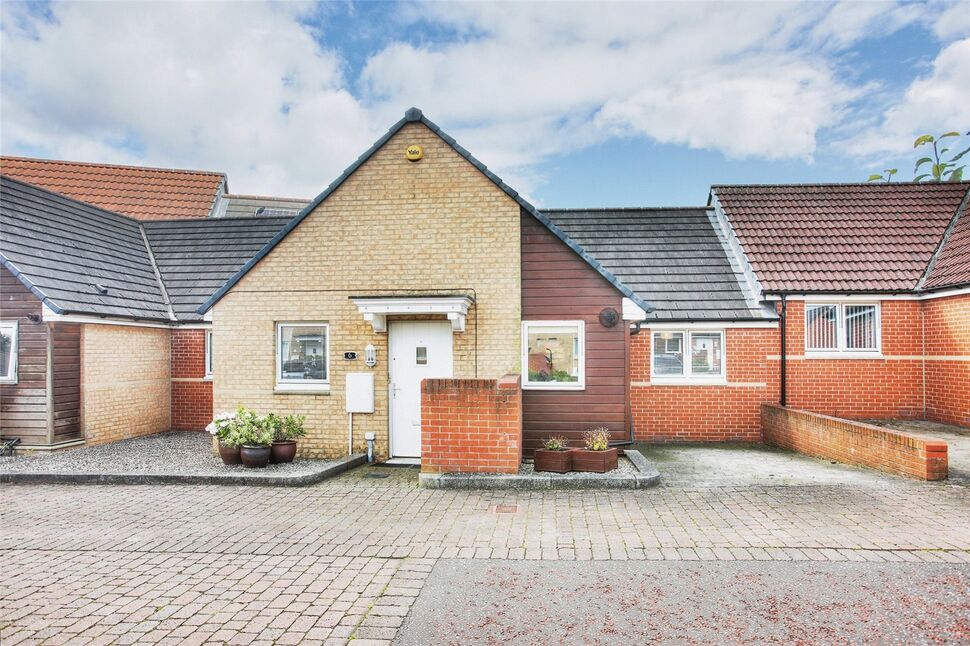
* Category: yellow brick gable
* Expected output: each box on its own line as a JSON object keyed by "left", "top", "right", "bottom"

{"left": 212, "top": 122, "right": 522, "bottom": 458}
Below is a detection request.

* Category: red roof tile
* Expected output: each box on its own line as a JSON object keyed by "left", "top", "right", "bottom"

{"left": 712, "top": 183, "right": 970, "bottom": 292}
{"left": 924, "top": 196, "right": 970, "bottom": 289}
{"left": 0, "top": 156, "right": 225, "bottom": 221}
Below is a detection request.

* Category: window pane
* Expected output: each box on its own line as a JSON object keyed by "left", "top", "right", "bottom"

{"left": 279, "top": 325, "right": 327, "bottom": 381}
{"left": 806, "top": 305, "right": 837, "bottom": 350}
{"left": 845, "top": 305, "right": 877, "bottom": 350}
{"left": 0, "top": 325, "right": 13, "bottom": 378}
{"left": 526, "top": 325, "right": 580, "bottom": 383}
{"left": 690, "top": 333, "right": 723, "bottom": 375}
{"left": 653, "top": 332, "right": 684, "bottom": 375}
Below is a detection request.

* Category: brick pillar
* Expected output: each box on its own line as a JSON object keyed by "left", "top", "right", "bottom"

{"left": 420, "top": 374, "right": 522, "bottom": 474}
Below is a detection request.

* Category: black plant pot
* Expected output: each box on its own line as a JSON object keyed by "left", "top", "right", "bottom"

{"left": 240, "top": 445, "right": 271, "bottom": 468}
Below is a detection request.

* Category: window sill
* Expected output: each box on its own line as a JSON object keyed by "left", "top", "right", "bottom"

{"left": 522, "top": 383, "right": 586, "bottom": 391}
{"left": 650, "top": 377, "right": 727, "bottom": 386}
{"left": 804, "top": 352, "right": 883, "bottom": 360}
{"left": 274, "top": 383, "right": 331, "bottom": 395}
{"left": 203, "top": 375, "right": 213, "bottom": 382}
{"left": 0, "top": 379, "right": 17, "bottom": 386}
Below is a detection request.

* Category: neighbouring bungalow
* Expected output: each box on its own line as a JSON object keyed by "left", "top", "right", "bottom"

{"left": 1, "top": 108, "right": 968, "bottom": 473}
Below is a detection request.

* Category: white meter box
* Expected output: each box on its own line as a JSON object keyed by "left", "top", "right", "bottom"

{"left": 345, "top": 372, "right": 375, "bottom": 413}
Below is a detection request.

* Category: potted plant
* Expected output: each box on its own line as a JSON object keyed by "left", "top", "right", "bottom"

{"left": 237, "top": 408, "right": 274, "bottom": 468}
{"left": 572, "top": 427, "right": 618, "bottom": 473}
{"left": 207, "top": 411, "right": 241, "bottom": 465}
{"left": 269, "top": 414, "right": 306, "bottom": 463}
{"left": 534, "top": 435, "right": 575, "bottom": 473}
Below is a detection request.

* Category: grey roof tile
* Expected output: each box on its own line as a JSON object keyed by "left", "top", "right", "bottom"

{"left": 1, "top": 176, "right": 170, "bottom": 321}
{"left": 542, "top": 208, "right": 774, "bottom": 321}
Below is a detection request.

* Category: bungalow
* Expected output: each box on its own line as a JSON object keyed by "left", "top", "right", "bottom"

{"left": 1, "top": 108, "right": 967, "bottom": 468}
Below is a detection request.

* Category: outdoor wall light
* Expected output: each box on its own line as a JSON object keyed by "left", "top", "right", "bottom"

{"left": 364, "top": 344, "right": 377, "bottom": 367}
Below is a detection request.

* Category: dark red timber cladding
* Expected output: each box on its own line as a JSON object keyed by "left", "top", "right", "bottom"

{"left": 171, "top": 328, "right": 212, "bottom": 431}
{"left": 0, "top": 265, "right": 49, "bottom": 443}
{"left": 520, "top": 211, "right": 629, "bottom": 453}
{"left": 50, "top": 322, "right": 81, "bottom": 442}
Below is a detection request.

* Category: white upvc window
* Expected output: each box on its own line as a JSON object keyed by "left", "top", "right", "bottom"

{"left": 522, "top": 320, "right": 585, "bottom": 390}
{"left": 0, "top": 320, "right": 18, "bottom": 385}
{"left": 805, "top": 303, "right": 880, "bottom": 356}
{"left": 651, "top": 329, "right": 725, "bottom": 384}
{"left": 204, "top": 329, "right": 213, "bottom": 379}
{"left": 276, "top": 322, "right": 330, "bottom": 392}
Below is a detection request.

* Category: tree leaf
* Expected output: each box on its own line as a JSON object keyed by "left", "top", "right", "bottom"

{"left": 914, "top": 156, "right": 933, "bottom": 170}
{"left": 950, "top": 146, "right": 970, "bottom": 163}
{"left": 914, "top": 134, "right": 935, "bottom": 147}
{"left": 947, "top": 167, "right": 964, "bottom": 182}
{"left": 914, "top": 174, "right": 930, "bottom": 183}
{"left": 887, "top": 169, "right": 897, "bottom": 175}
{"left": 867, "top": 174, "right": 885, "bottom": 182}
{"left": 932, "top": 163, "right": 943, "bottom": 179}
{"left": 940, "top": 131, "right": 960, "bottom": 139}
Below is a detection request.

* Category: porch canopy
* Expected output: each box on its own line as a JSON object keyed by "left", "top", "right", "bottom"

{"left": 351, "top": 295, "right": 474, "bottom": 333}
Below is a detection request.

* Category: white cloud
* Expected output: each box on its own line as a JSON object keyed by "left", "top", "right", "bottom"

{"left": 849, "top": 37, "right": 970, "bottom": 158}
{"left": 1, "top": 1, "right": 375, "bottom": 197}
{"left": 0, "top": 1, "right": 959, "bottom": 198}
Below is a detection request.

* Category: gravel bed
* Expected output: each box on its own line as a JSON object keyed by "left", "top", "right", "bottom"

{"left": 0, "top": 432, "right": 340, "bottom": 478}
{"left": 518, "top": 456, "right": 637, "bottom": 478}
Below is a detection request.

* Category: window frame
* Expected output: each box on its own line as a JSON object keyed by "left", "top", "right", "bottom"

{"left": 650, "top": 329, "right": 726, "bottom": 385}
{"left": 521, "top": 320, "right": 586, "bottom": 391}
{"left": 0, "top": 320, "right": 18, "bottom": 385}
{"left": 204, "top": 329, "right": 213, "bottom": 379}
{"left": 275, "top": 322, "right": 330, "bottom": 393}
{"left": 804, "top": 303, "right": 881, "bottom": 358}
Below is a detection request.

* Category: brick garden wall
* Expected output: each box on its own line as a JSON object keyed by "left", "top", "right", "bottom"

{"left": 762, "top": 404, "right": 948, "bottom": 480}
{"left": 81, "top": 324, "right": 171, "bottom": 445}
{"left": 630, "top": 328, "right": 777, "bottom": 442}
{"left": 420, "top": 375, "right": 522, "bottom": 474}
{"left": 171, "top": 329, "right": 213, "bottom": 431}
{"left": 923, "top": 294, "right": 970, "bottom": 427}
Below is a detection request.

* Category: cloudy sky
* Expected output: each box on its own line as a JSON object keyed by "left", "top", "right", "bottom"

{"left": 1, "top": 1, "right": 967, "bottom": 206}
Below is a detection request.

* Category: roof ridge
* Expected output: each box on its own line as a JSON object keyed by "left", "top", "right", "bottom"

{"left": 143, "top": 215, "right": 295, "bottom": 226}
{"left": 712, "top": 181, "right": 970, "bottom": 189}
{"left": 138, "top": 224, "right": 177, "bottom": 322}
{"left": 1, "top": 155, "right": 226, "bottom": 178}
{"left": 540, "top": 206, "right": 710, "bottom": 212}
{"left": 223, "top": 193, "right": 311, "bottom": 201}
{"left": 0, "top": 174, "right": 144, "bottom": 226}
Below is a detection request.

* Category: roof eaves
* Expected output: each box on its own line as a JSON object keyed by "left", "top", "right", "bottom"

{"left": 197, "top": 108, "right": 655, "bottom": 315}
{"left": 0, "top": 253, "right": 66, "bottom": 314}
{"left": 917, "top": 184, "right": 970, "bottom": 291}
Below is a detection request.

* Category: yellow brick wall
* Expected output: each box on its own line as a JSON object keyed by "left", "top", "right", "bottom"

{"left": 212, "top": 122, "right": 522, "bottom": 458}
{"left": 81, "top": 324, "right": 171, "bottom": 445}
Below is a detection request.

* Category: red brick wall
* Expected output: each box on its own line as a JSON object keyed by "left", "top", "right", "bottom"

{"left": 783, "top": 300, "right": 925, "bottom": 419}
{"left": 630, "top": 328, "right": 777, "bottom": 442}
{"left": 762, "top": 404, "right": 947, "bottom": 480}
{"left": 420, "top": 374, "right": 522, "bottom": 474}
{"left": 171, "top": 329, "right": 212, "bottom": 431}
{"left": 923, "top": 294, "right": 970, "bottom": 427}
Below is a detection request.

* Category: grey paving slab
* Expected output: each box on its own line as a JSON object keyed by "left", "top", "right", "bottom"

{"left": 396, "top": 560, "right": 970, "bottom": 645}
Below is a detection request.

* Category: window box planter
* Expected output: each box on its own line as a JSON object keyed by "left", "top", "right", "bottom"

{"left": 240, "top": 445, "right": 271, "bottom": 468}
{"left": 534, "top": 448, "right": 576, "bottom": 473}
{"left": 218, "top": 441, "right": 241, "bottom": 465}
{"left": 270, "top": 440, "right": 297, "bottom": 464}
{"left": 572, "top": 448, "right": 618, "bottom": 473}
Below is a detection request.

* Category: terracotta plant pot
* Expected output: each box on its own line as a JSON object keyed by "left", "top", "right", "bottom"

{"left": 572, "top": 448, "right": 619, "bottom": 473}
{"left": 240, "top": 445, "right": 271, "bottom": 468}
{"left": 271, "top": 440, "right": 297, "bottom": 464}
{"left": 218, "top": 441, "right": 241, "bottom": 465}
{"left": 534, "top": 448, "right": 575, "bottom": 473}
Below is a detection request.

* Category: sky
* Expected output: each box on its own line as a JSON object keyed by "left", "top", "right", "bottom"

{"left": 1, "top": 1, "right": 968, "bottom": 207}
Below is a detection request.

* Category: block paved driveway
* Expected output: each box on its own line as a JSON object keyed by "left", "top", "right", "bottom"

{"left": 2, "top": 446, "right": 969, "bottom": 645}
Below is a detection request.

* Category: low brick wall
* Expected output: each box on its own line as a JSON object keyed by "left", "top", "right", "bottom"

{"left": 421, "top": 374, "right": 522, "bottom": 474}
{"left": 762, "top": 404, "right": 947, "bottom": 480}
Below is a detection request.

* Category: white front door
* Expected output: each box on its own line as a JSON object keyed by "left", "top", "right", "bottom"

{"left": 388, "top": 320, "right": 453, "bottom": 458}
